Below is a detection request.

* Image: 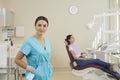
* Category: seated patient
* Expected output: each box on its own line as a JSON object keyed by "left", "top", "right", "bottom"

{"left": 65, "top": 34, "right": 119, "bottom": 71}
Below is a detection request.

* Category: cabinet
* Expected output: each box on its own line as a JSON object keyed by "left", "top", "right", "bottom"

{"left": 0, "top": 41, "right": 10, "bottom": 80}
{"left": 0, "top": 41, "right": 18, "bottom": 80}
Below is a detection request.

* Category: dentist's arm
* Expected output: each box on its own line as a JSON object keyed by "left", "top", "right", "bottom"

{"left": 15, "top": 51, "right": 35, "bottom": 72}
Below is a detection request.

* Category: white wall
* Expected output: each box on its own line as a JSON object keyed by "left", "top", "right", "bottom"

{"left": 2, "top": 0, "right": 109, "bottom": 68}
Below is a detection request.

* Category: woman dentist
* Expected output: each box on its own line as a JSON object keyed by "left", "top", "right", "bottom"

{"left": 15, "top": 16, "right": 53, "bottom": 80}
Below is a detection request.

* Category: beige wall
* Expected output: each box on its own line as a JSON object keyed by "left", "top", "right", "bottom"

{"left": 2, "top": 0, "right": 109, "bottom": 68}
{"left": 0, "top": 0, "right": 3, "bottom": 7}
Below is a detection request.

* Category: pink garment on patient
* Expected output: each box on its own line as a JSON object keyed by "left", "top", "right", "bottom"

{"left": 69, "top": 44, "right": 81, "bottom": 57}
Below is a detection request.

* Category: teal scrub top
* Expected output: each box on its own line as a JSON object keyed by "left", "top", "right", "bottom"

{"left": 20, "top": 36, "right": 53, "bottom": 80}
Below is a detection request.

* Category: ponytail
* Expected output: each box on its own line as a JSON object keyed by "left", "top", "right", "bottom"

{"left": 65, "top": 34, "right": 72, "bottom": 45}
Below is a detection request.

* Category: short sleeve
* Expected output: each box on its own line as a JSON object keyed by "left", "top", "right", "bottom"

{"left": 20, "top": 40, "right": 31, "bottom": 56}
{"left": 69, "top": 45, "right": 73, "bottom": 51}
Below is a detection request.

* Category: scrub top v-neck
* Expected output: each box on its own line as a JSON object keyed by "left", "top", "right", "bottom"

{"left": 20, "top": 36, "right": 53, "bottom": 80}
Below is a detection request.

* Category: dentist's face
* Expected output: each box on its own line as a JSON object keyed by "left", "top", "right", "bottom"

{"left": 35, "top": 20, "right": 48, "bottom": 36}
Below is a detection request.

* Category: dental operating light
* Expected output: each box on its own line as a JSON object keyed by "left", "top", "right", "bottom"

{"left": 87, "top": 11, "right": 120, "bottom": 29}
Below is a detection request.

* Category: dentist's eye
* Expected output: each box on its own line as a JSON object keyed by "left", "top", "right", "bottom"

{"left": 43, "top": 25, "right": 47, "bottom": 27}
{"left": 38, "top": 24, "right": 42, "bottom": 27}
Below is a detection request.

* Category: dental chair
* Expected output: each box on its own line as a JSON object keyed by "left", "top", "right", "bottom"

{"left": 65, "top": 45, "right": 120, "bottom": 80}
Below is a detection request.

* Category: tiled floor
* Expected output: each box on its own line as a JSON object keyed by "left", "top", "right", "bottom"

{"left": 20, "top": 68, "right": 116, "bottom": 80}
{"left": 51, "top": 68, "right": 82, "bottom": 80}
{"left": 21, "top": 68, "right": 82, "bottom": 80}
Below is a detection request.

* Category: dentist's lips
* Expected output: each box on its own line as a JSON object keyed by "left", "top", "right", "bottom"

{"left": 39, "top": 30, "right": 44, "bottom": 33}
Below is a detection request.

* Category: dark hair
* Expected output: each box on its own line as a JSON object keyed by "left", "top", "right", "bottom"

{"left": 65, "top": 34, "right": 72, "bottom": 45}
{"left": 34, "top": 16, "right": 49, "bottom": 26}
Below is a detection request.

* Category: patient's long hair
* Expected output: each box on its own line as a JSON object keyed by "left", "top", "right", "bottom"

{"left": 65, "top": 34, "right": 72, "bottom": 45}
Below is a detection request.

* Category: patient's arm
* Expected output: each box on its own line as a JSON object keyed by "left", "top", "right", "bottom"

{"left": 69, "top": 50, "right": 89, "bottom": 60}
